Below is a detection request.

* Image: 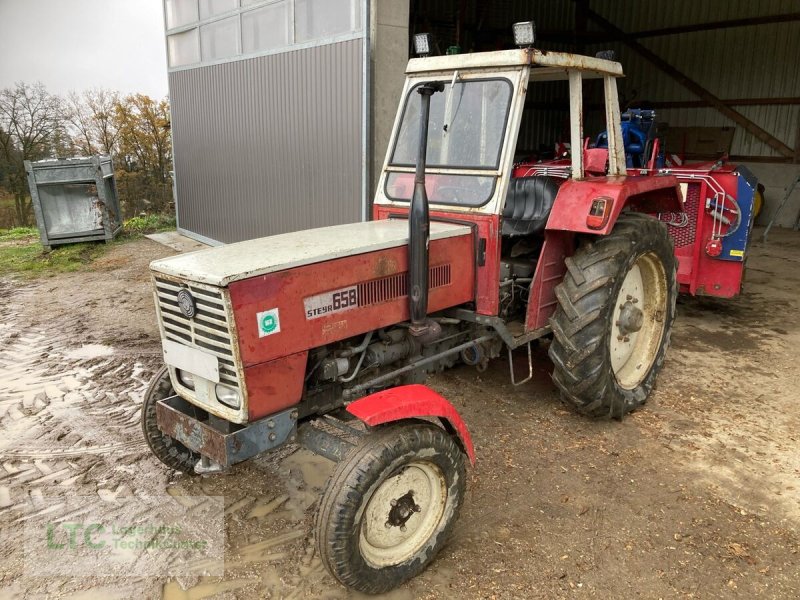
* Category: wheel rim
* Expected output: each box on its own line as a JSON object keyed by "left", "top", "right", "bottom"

{"left": 359, "top": 461, "right": 447, "bottom": 568}
{"left": 609, "top": 252, "right": 668, "bottom": 389}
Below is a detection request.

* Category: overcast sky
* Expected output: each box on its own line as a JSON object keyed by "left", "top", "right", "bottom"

{"left": 0, "top": 0, "right": 168, "bottom": 99}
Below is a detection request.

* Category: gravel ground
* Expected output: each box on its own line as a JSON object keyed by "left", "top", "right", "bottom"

{"left": 0, "top": 228, "right": 798, "bottom": 599}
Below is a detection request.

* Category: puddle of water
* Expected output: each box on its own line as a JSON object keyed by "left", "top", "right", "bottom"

{"left": 351, "top": 588, "right": 416, "bottom": 600}
{"left": 162, "top": 578, "right": 259, "bottom": 600}
{"left": 282, "top": 449, "right": 335, "bottom": 518}
{"left": 63, "top": 344, "right": 115, "bottom": 360}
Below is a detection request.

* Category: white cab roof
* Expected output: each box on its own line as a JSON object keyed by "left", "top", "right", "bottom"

{"left": 406, "top": 48, "right": 623, "bottom": 78}
{"left": 150, "top": 220, "right": 472, "bottom": 287}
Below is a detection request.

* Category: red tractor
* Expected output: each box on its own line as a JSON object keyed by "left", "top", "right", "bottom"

{"left": 144, "top": 25, "right": 688, "bottom": 593}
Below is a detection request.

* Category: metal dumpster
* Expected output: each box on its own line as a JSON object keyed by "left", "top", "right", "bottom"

{"left": 24, "top": 156, "right": 122, "bottom": 250}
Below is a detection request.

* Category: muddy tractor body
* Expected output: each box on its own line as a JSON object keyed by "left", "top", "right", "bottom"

{"left": 144, "top": 37, "right": 684, "bottom": 593}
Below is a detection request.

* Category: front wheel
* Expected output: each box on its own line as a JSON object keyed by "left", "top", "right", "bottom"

{"left": 549, "top": 212, "right": 677, "bottom": 418}
{"left": 315, "top": 421, "right": 466, "bottom": 594}
{"left": 141, "top": 365, "right": 199, "bottom": 474}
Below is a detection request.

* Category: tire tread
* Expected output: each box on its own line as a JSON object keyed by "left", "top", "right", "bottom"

{"left": 548, "top": 213, "right": 678, "bottom": 418}
{"left": 315, "top": 421, "right": 466, "bottom": 594}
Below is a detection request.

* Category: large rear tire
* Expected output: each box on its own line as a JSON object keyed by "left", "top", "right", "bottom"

{"left": 315, "top": 421, "right": 466, "bottom": 594}
{"left": 548, "top": 212, "right": 677, "bottom": 418}
{"left": 141, "top": 365, "right": 199, "bottom": 474}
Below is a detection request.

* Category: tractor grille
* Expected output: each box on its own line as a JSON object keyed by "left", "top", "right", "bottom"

{"left": 661, "top": 182, "right": 700, "bottom": 248}
{"left": 153, "top": 276, "right": 240, "bottom": 389}
{"left": 357, "top": 264, "right": 452, "bottom": 307}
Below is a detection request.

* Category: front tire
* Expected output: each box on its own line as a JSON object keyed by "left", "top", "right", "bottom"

{"left": 548, "top": 213, "right": 677, "bottom": 418}
{"left": 315, "top": 421, "right": 466, "bottom": 594}
{"left": 141, "top": 365, "right": 199, "bottom": 474}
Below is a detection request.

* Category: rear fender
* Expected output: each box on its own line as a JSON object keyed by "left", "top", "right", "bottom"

{"left": 346, "top": 384, "right": 475, "bottom": 464}
{"left": 546, "top": 175, "right": 683, "bottom": 235}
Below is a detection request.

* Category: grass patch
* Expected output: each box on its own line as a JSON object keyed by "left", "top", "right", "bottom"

{"left": 123, "top": 214, "right": 176, "bottom": 235}
{"left": 0, "top": 213, "right": 175, "bottom": 279}
{"left": 0, "top": 227, "right": 37, "bottom": 241}
{"left": 0, "top": 240, "right": 107, "bottom": 279}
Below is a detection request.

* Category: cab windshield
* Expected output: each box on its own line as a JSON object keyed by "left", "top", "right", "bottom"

{"left": 385, "top": 77, "right": 512, "bottom": 207}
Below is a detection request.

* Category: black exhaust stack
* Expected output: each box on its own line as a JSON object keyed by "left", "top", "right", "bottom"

{"left": 408, "top": 82, "right": 444, "bottom": 341}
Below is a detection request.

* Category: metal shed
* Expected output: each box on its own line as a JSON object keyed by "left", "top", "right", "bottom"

{"left": 163, "top": 0, "right": 800, "bottom": 243}
{"left": 24, "top": 156, "right": 122, "bottom": 250}
{"left": 163, "top": 0, "right": 377, "bottom": 245}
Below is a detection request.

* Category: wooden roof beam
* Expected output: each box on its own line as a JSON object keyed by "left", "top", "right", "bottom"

{"left": 586, "top": 9, "right": 795, "bottom": 158}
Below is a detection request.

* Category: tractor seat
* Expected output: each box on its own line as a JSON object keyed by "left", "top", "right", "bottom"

{"left": 502, "top": 176, "right": 559, "bottom": 236}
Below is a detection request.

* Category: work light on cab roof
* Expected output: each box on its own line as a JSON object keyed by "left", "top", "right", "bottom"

{"left": 512, "top": 21, "right": 536, "bottom": 48}
{"left": 412, "top": 32, "right": 431, "bottom": 57}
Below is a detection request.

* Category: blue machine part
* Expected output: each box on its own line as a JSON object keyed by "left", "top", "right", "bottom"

{"left": 595, "top": 109, "right": 665, "bottom": 169}
{"left": 713, "top": 165, "right": 757, "bottom": 262}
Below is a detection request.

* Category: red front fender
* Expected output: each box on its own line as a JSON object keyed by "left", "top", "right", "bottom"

{"left": 346, "top": 384, "right": 476, "bottom": 464}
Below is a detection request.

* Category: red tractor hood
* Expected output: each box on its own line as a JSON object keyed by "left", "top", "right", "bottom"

{"left": 149, "top": 220, "right": 471, "bottom": 287}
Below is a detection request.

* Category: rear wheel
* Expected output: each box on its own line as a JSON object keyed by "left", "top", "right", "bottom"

{"left": 315, "top": 421, "right": 465, "bottom": 594}
{"left": 141, "top": 365, "right": 199, "bottom": 474}
{"left": 548, "top": 213, "right": 677, "bottom": 418}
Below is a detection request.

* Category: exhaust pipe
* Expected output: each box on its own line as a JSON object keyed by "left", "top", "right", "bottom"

{"left": 409, "top": 82, "right": 444, "bottom": 341}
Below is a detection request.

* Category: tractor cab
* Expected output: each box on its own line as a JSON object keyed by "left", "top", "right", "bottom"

{"left": 374, "top": 43, "right": 638, "bottom": 223}
{"left": 374, "top": 36, "right": 682, "bottom": 333}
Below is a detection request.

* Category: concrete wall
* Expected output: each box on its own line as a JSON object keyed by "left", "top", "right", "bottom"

{"left": 369, "top": 0, "right": 409, "bottom": 203}
{"left": 742, "top": 163, "right": 800, "bottom": 229}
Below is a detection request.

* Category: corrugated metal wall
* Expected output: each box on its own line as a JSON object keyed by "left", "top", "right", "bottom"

{"left": 587, "top": 0, "right": 800, "bottom": 159}
{"left": 170, "top": 39, "right": 363, "bottom": 244}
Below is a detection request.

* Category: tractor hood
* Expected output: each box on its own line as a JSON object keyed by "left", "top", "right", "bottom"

{"left": 150, "top": 220, "right": 472, "bottom": 287}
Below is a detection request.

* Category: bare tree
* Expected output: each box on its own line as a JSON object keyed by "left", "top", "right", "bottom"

{"left": 64, "top": 88, "right": 120, "bottom": 156}
{"left": 0, "top": 82, "right": 65, "bottom": 225}
{"left": 0, "top": 83, "right": 174, "bottom": 226}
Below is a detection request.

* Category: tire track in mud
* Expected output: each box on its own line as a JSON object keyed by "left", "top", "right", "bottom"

{"left": 0, "top": 281, "right": 163, "bottom": 532}
{"left": 0, "top": 280, "right": 184, "bottom": 599}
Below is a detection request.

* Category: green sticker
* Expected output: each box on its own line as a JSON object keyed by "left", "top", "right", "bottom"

{"left": 257, "top": 308, "right": 281, "bottom": 338}
{"left": 261, "top": 314, "right": 276, "bottom": 332}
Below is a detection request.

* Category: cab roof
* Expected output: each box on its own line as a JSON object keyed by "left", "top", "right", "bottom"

{"left": 406, "top": 48, "right": 624, "bottom": 80}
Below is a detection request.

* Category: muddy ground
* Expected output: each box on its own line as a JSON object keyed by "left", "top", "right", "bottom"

{"left": 0, "top": 228, "right": 798, "bottom": 599}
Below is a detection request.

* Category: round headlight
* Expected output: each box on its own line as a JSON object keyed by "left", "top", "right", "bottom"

{"left": 177, "top": 369, "right": 195, "bottom": 390}
{"left": 215, "top": 383, "right": 241, "bottom": 408}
